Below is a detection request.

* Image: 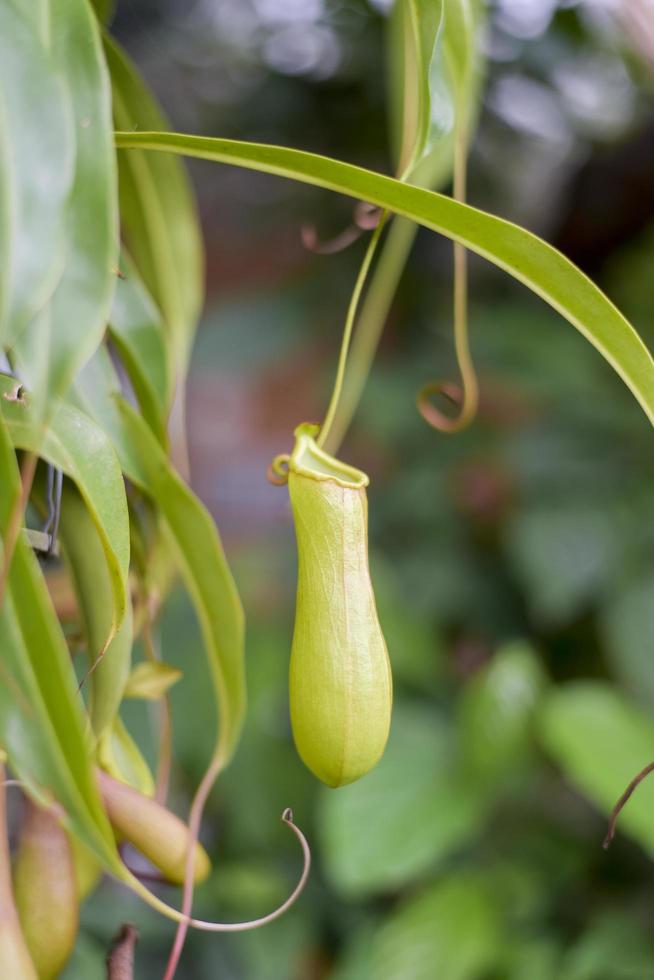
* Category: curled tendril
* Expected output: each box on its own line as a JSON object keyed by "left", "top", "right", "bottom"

{"left": 267, "top": 453, "right": 291, "bottom": 486}
{"left": 301, "top": 201, "right": 382, "bottom": 256}
{"left": 354, "top": 201, "right": 382, "bottom": 230}
{"left": 416, "top": 380, "right": 469, "bottom": 433}
{"left": 128, "top": 806, "right": 310, "bottom": 980}
{"left": 416, "top": 355, "right": 479, "bottom": 434}
{"left": 603, "top": 760, "right": 654, "bottom": 850}
{"left": 417, "top": 120, "right": 479, "bottom": 436}
{"left": 301, "top": 222, "right": 363, "bottom": 255}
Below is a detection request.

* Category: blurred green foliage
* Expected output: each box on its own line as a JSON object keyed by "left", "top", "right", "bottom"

{"left": 60, "top": 0, "right": 654, "bottom": 976}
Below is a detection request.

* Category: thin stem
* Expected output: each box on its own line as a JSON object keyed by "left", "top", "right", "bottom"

{"left": 603, "top": 760, "right": 654, "bottom": 850}
{"left": 0, "top": 453, "right": 38, "bottom": 612}
{"left": 451, "top": 120, "right": 478, "bottom": 428}
{"left": 321, "top": 216, "right": 417, "bottom": 455}
{"left": 162, "top": 754, "right": 224, "bottom": 980}
{"left": 141, "top": 608, "right": 172, "bottom": 806}
{"left": 317, "top": 215, "right": 387, "bottom": 450}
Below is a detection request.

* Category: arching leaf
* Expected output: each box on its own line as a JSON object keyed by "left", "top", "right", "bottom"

{"left": 113, "top": 131, "right": 654, "bottom": 426}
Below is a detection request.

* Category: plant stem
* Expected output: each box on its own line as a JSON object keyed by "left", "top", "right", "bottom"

{"left": 141, "top": 608, "right": 173, "bottom": 806}
{"left": 161, "top": 754, "right": 224, "bottom": 980}
{"left": 321, "top": 216, "right": 418, "bottom": 455}
{"left": 317, "top": 216, "right": 387, "bottom": 450}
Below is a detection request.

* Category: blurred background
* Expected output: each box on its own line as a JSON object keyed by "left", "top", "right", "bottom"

{"left": 65, "top": 0, "right": 654, "bottom": 976}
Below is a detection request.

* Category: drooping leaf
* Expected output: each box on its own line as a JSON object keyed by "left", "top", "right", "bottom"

{"left": 12, "top": 0, "right": 118, "bottom": 419}
{"left": 57, "top": 484, "right": 132, "bottom": 737}
{"left": 539, "top": 682, "right": 654, "bottom": 856}
{"left": 0, "top": 0, "right": 73, "bottom": 344}
{"left": 0, "top": 373, "right": 130, "bottom": 648}
{"left": 0, "top": 419, "right": 121, "bottom": 875}
{"left": 113, "top": 131, "right": 654, "bottom": 427}
{"left": 108, "top": 251, "right": 170, "bottom": 445}
{"left": 72, "top": 359, "right": 245, "bottom": 770}
{"left": 0, "top": 557, "right": 120, "bottom": 871}
{"left": 111, "top": 398, "right": 246, "bottom": 770}
{"left": 104, "top": 34, "right": 203, "bottom": 385}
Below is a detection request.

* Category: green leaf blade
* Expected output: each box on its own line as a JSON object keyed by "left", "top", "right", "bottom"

{"left": 113, "top": 131, "right": 654, "bottom": 426}
{"left": 104, "top": 34, "right": 203, "bottom": 384}
{"left": 11, "top": 0, "right": 118, "bottom": 419}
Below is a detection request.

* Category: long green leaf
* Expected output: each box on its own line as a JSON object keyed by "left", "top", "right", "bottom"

{"left": 113, "top": 131, "right": 654, "bottom": 425}
{"left": 57, "top": 485, "right": 133, "bottom": 737}
{"left": 0, "top": 0, "right": 73, "bottom": 344}
{"left": 108, "top": 252, "right": 170, "bottom": 446}
{"left": 390, "top": 0, "right": 444, "bottom": 174}
{"left": 71, "top": 354, "right": 246, "bottom": 769}
{"left": 0, "top": 550, "right": 121, "bottom": 869}
{"left": 110, "top": 399, "right": 246, "bottom": 769}
{"left": 104, "top": 34, "right": 203, "bottom": 385}
{"left": 0, "top": 374, "right": 130, "bottom": 646}
{"left": 12, "top": 0, "right": 117, "bottom": 418}
{"left": 0, "top": 418, "right": 120, "bottom": 871}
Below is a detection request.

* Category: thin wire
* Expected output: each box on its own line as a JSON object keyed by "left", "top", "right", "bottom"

{"left": 43, "top": 465, "right": 63, "bottom": 557}
{"left": 317, "top": 213, "right": 388, "bottom": 450}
